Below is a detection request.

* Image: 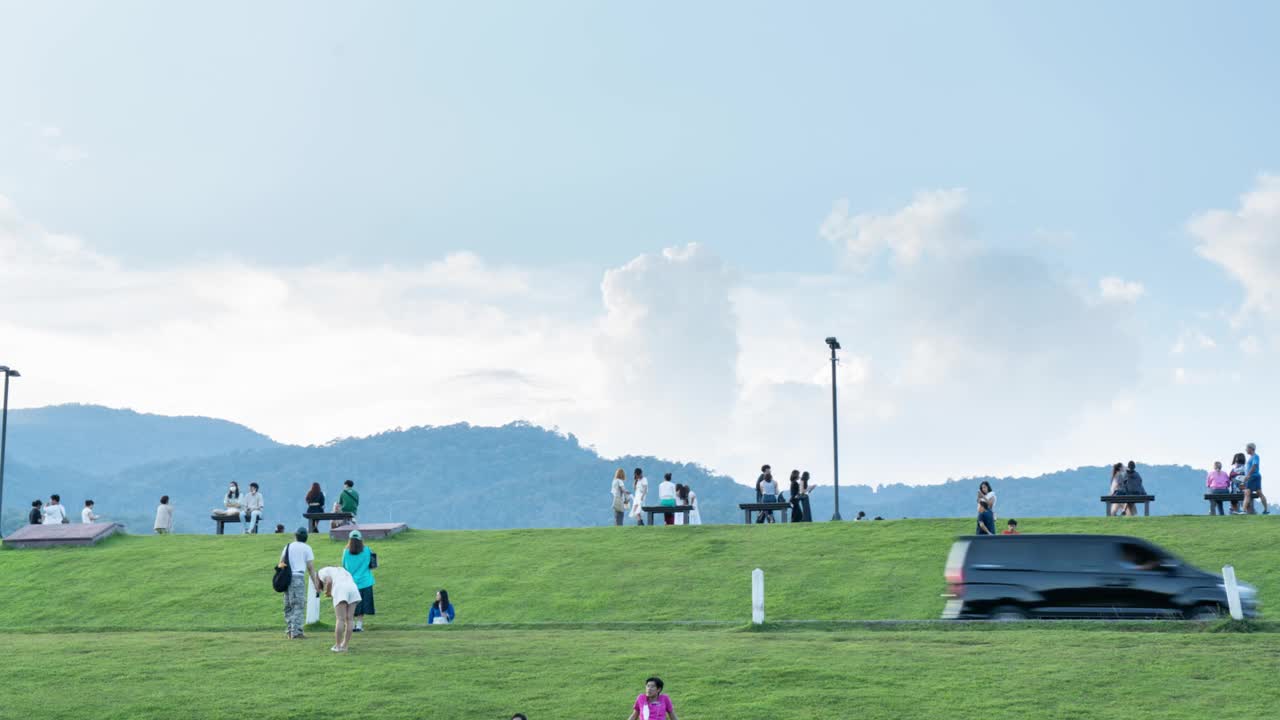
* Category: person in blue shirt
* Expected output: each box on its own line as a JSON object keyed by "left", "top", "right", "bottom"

{"left": 341, "top": 530, "right": 376, "bottom": 632}
{"left": 976, "top": 500, "right": 995, "bottom": 535}
{"left": 428, "top": 589, "right": 455, "bottom": 625}
{"left": 1244, "top": 443, "right": 1269, "bottom": 515}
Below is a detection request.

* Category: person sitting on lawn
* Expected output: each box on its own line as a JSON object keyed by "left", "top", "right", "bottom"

{"left": 428, "top": 589, "right": 455, "bottom": 625}
{"left": 1002, "top": 519, "right": 1020, "bottom": 535}
{"left": 628, "top": 676, "right": 678, "bottom": 720}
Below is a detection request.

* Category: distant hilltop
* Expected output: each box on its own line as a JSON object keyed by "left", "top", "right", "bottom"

{"left": 2, "top": 404, "right": 1224, "bottom": 534}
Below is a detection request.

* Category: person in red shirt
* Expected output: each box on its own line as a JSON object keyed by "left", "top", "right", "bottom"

{"left": 1002, "top": 519, "right": 1020, "bottom": 535}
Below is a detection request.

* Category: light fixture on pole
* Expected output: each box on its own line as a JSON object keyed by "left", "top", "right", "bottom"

{"left": 0, "top": 365, "right": 20, "bottom": 539}
{"left": 824, "top": 338, "right": 842, "bottom": 521}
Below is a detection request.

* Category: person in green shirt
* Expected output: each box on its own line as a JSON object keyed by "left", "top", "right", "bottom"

{"left": 335, "top": 479, "right": 359, "bottom": 518}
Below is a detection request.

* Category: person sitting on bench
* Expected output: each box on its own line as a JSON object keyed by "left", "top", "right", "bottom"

{"left": 333, "top": 480, "right": 359, "bottom": 527}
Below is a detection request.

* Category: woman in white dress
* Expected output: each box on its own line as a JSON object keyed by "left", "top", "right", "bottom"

{"left": 629, "top": 468, "right": 648, "bottom": 526}
{"left": 317, "top": 566, "right": 362, "bottom": 653}
{"left": 676, "top": 484, "right": 702, "bottom": 526}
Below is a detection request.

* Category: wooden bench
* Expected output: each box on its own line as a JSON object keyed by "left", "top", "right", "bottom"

{"left": 738, "top": 502, "right": 790, "bottom": 524}
{"left": 1204, "top": 492, "right": 1245, "bottom": 515}
{"left": 641, "top": 505, "right": 692, "bottom": 525}
{"left": 1100, "top": 495, "right": 1155, "bottom": 517}
{"left": 211, "top": 513, "right": 242, "bottom": 535}
{"left": 304, "top": 512, "right": 354, "bottom": 533}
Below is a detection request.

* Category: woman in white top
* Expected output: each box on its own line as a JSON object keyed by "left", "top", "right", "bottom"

{"left": 317, "top": 566, "right": 362, "bottom": 653}
{"left": 687, "top": 485, "right": 702, "bottom": 525}
{"left": 629, "top": 468, "right": 649, "bottom": 526}
{"left": 216, "top": 482, "right": 242, "bottom": 518}
{"left": 977, "top": 481, "right": 997, "bottom": 520}
{"left": 611, "top": 468, "right": 630, "bottom": 526}
{"left": 154, "top": 495, "right": 175, "bottom": 534}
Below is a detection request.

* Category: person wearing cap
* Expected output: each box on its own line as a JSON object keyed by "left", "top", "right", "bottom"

{"left": 279, "top": 527, "right": 320, "bottom": 639}
{"left": 341, "top": 529, "right": 376, "bottom": 632}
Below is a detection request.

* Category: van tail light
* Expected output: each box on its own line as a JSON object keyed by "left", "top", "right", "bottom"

{"left": 945, "top": 567, "right": 964, "bottom": 597}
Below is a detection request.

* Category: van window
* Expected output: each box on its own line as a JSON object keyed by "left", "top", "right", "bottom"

{"left": 967, "top": 539, "right": 1108, "bottom": 572}
{"left": 1113, "top": 542, "right": 1164, "bottom": 572}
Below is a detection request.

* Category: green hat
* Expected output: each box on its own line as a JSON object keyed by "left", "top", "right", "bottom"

{"left": 348, "top": 529, "right": 362, "bottom": 539}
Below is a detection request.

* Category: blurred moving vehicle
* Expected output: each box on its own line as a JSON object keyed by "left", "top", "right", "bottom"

{"left": 941, "top": 534, "right": 1258, "bottom": 620}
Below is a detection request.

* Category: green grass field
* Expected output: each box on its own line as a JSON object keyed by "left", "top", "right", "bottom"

{"left": 2, "top": 517, "right": 1277, "bottom": 718}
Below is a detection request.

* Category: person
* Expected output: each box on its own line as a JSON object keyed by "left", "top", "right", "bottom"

{"left": 42, "top": 494, "right": 67, "bottom": 524}
{"left": 81, "top": 500, "right": 99, "bottom": 524}
{"left": 216, "top": 482, "right": 242, "bottom": 520}
{"left": 657, "top": 473, "right": 678, "bottom": 525}
{"left": 627, "top": 677, "right": 678, "bottom": 720}
{"left": 154, "top": 495, "right": 174, "bottom": 534}
{"left": 1002, "top": 519, "right": 1020, "bottom": 535}
{"left": 873, "top": 516, "right": 885, "bottom": 521}
{"left": 512, "top": 715, "right": 528, "bottom": 720}
{"left": 1244, "top": 442, "right": 1268, "bottom": 514}
{"left": 428, "top": 589, "right": 455, "bottom": 625}
{"left": 756, "top": 464, "right": 771, "bottom": 503}
{"left": 630, "top": 468, "right": 648, "bottom": 526}
{"left": 799, "top": 471, "right": 814, "bottom": 522}
{"left": 242, "top": 482, "right": 264, "bottom": 534}
{"left": 854, "top": 510, "right": 866, "bottom": 521}
{"left": 28, "top": 499, "right": 43, "bottom": 525}
{"left": 977, "top": 481, "right": 997, "bottom": 520}
{"left": 1229, "top": 452, "right": 1249, "bottom": 514}
{"left": 685, "top": 484, "right": 701, "bottom": 526}
{"left": 757, "top": 472, "right": 778, "bottom": 523}
{"left": 274, "top": 524, "right": 286, "bottom": 534}
{"left": 1118, "top": 461, "right": 1146, "bottom": 517}
{"left": 1107, "top": 462, "right": 1127, "bottom": 516}
{"left": 789, "top": 470, "right": 804, "bottom": 523}
{"left": 341, "top": 529, "right": 376, "bottom": 633}
{"left": 305, "top": 483, "right": 325, "bottom": 515}
{"left": 317, "top": 565, "right": 361, "bottom": 652}
{"left": 334, "top": 479, "right": 359, "bottom": 526}
{"left": 611, "top": 468, "right": 630, "bottom": 526}
{"left": 279, "top": 527, "right": 320, "bottom": 640}
{"left": 1206, "top": 461, "right": 1234, "bottom": 515}
{"left": 976, "top": 500, "right": 995, "bottom": 535}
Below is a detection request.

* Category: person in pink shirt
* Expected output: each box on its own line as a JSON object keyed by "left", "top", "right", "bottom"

{"left": 627, "top": 677, "right": 678, "bottom": 720}
{"left": 1206, "top": 461, "right": 1236, "bottom": 515}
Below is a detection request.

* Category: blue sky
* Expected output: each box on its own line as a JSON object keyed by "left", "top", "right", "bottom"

{"left": 3, "top": 2, "right": 1280, "bottom": 491}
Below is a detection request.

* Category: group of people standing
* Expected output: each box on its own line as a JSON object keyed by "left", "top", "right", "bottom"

{"left": 1205, "top": 442, "right": 1268, "bottom": 515}
{"left": 611, "top": 468, "right": 702, "bottom": 526}
{"left": 755, "top": 465, "right": 815, "bottom": 523}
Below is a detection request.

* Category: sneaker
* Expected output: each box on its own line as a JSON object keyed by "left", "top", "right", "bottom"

{"left": 353, "top": 627, "right": 362, "bottom": 632}
{"left": 331, "top": 646, "right": 340, "bottom": 652}
{"left": 292, "top": 633, "right": 306, "bottom": 639}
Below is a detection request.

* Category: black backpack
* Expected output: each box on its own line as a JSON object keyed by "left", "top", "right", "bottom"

{"left": 273, "top": 543, "right": 294, "bottom": 593}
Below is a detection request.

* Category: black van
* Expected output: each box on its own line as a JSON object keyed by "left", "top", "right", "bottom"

{"left": 941, "top": 534, "right": 1258, "bottom": 620}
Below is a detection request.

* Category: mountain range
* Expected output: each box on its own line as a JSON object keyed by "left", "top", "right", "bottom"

{"left": 0, "top": 404, "right": 1245, "bottom": 535}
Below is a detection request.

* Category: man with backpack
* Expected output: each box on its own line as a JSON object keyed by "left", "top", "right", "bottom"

{"left": 334, "top": 479, "right": 359, "bottom": 526}
{"left": 279, "top": 528, "right": 320, "bottom": 639}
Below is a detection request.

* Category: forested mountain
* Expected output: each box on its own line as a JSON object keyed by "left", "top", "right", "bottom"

{"left": 0, "top": 405, "right": 1244, "bottom": 535}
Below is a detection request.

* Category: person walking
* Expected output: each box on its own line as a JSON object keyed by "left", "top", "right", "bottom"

{"left": 341, "top": 529, "right": 376, "bottom": 633}
{"left": 154, "top": 495, "right": 175, "bottom": 534}
{"left": 279, "top": 528, "right": 320, "bottom": 640}
{"left": 630, "top": 468, "right": 649, "bottom": 526}
{"left": 611, "top": 468, "right": 630, "bottom": 526}
{"left": 334, "top": 479, "right": 359, "bottom": 526}
{"left": 657, "top": 473, "right": 678, "bottom": 525}
{"left": 242, "top": 482, "right": 265, "bottom": 534}
{"left": 305, "top": 483, "right": 325, "bottom": 515}
{"left": 799, "top": 471, "right": 814, "bottom": 522}
{"left": 1243, "top": 443, "right": 1268, "bottom": 514}
{"left": 1206, "top": 461, "right": 1234, "bottom": 515}
{"left": 28, "top": 500, "right": 43, "bottom": 525}
{"left": 317, "top": 565, "right": 362, "bottom": 652}
{"left": 81, "top": 500, "right": 99, "bottom": 524}
{"left": 42, "top": 494, "right": 67, "bottom": 524}
{"left": 428, "top": 589, "right": 455, "bottom": 625}
{"left": 757, "top": 472, "right": 779, "bottom": 523}
{"left": 789, "top": 470, "right": 804, "bottom": 523}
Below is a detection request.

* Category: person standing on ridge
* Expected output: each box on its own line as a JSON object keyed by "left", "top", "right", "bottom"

{"left": 1244, "top": 443, "right": 1268, "bottom": 514}
{"left": 630, "top": 468, "right": 649, "bottom": 526}
{"left": 280, "top": 527, "right": 320, "bottom": 640}
{"left": 611, "top": 468, "right": 630, "bottom": 526}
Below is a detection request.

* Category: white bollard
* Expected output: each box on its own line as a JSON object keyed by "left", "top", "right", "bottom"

{"left": 751, "top": 568, "right": 765, "bottom": 625}
{"left": 1222, "top": 565, "right": 1243, "bottom": 620}
{"left": 305, "top": 576, "right": 320, "bottom": 625}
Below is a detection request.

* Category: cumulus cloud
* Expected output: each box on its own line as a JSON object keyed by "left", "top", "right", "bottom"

{"left": 1098, "top": 276, "right": 1146, "bottom": 303}
{"left": 1190, "top": 174, "right": 1280, "bottom": 316}
{"left": 819, "top": 189, "right": 970, "bottom": 268}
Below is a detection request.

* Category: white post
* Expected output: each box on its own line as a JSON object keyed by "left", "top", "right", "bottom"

{"left": 1222, "top": 565, "right": 1243, "bottom": 620}
{"left": 751, "top": 568, "right": 765, "bottom": 625}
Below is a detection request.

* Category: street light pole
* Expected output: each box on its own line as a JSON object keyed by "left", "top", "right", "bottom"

{"left": 825, "top": 339, "right": 841, "bottom": 521}
{"left": 0, "top": 366, "right": 19, "bottom": 539}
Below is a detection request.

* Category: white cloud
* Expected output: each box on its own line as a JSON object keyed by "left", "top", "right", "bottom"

{"left": 1190, "top": 173, "right": 1280, "bottom": 316}
{"left": 819, "top": 189, "right": 970, "bottom": 268}
{"left": 1098, "top": 276, "right": 1146, "bottom": 303}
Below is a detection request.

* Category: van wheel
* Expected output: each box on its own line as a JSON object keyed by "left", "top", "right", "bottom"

{"left": 989, "top": 605, "right": 1029, "bottom": 622}
{"left": 1186, "top": 604, "right": 1223, "bottom": 621}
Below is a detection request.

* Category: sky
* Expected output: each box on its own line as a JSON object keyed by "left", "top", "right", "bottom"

{"left": 3, "top": 1, "right": 1280, "bottom": 495}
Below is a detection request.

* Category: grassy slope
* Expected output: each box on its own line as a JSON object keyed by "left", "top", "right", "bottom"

{"left": 1, "top": 516, "right": 1275, "bottom": 630}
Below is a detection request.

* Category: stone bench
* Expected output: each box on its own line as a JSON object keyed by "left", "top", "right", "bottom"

{"left": 1204, "top": 492, "right": 1245, "bottom": 515}
{"left": 1100, "top": 495, "right": 1155, "bottom": 517}
{"left": 738, "top": 502, "right": 791, "bottom": 524}
{"left": 641, "top": 505, "right": 691, "bottom": 525}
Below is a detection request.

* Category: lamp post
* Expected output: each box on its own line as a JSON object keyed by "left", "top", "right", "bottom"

{"left": 824, "top": 338, "right": 841, "bottom": 521}
{"left": 0, "top": 365, "right": 19, "bottom": 538}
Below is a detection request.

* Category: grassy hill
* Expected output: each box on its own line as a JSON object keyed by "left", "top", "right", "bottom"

{"left": 3, "top": 516, "right": 1278, "bottom": 719}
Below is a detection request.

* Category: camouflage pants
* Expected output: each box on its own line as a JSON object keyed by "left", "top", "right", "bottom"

{"left": 284, "top": 573, "right": 306, "bottom": 636}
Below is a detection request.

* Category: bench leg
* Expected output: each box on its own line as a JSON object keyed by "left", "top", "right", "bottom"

{"left": 216, "top": 521, "right": 224, "bottom": 535}
{"left": 1209, "top": 501, "right": 1216, "bottom": 516}
{"left": 646, "top": 512, "right": 653, "bottom": 526}
{"left": 1143, "top": 501, "right": 1149, "bottom": 517}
